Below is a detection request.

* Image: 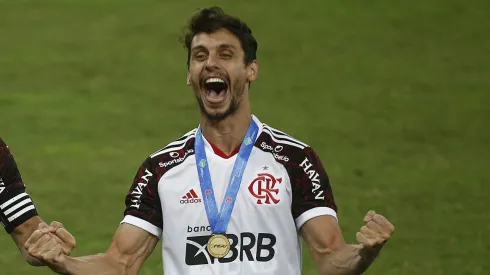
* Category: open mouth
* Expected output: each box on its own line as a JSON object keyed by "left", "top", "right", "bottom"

{"left": 202, "top": 77, "right": 229, "bottom": 104}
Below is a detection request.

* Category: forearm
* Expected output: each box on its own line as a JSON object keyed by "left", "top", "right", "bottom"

{"left": 11, "top": 216, "right": 47, "bottom": 266}
{"left": 319, "top": 244, "right": 380, "bottom": 275}
{"left": 61, "top": 253, "right": 127, "bottom": 275}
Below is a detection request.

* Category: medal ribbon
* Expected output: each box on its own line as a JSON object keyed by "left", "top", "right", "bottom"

{"left": 195, "top": 117, "right": 259, "bottom": 234}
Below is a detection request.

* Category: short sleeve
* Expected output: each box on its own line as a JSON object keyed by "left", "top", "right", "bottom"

{"left": 121, "top": 157, "right": 163, "bottom": 237}
{"left": 0, "top": 138, "right": 38, "bottom": 233}
{"left": 290, "top": 147, "right": 337, "bottom": 230}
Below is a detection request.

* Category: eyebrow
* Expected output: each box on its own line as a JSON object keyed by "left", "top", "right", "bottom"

{"left": 217, "top": 44, "right": 236, "bottom": 50}
{"left": 190, "top": 45, "right": 207, "bottom": 53}
{"left": 191, "top": 43, "right": 237, "bottom": 52}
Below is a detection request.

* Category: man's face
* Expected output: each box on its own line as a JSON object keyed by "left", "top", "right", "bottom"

{"left": 187, "top": 28, "right": 257, "bottom": 120}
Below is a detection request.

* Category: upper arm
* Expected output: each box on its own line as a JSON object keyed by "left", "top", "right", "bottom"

{"left": 289, "top": 146, "right": 337, "bottom": 229}
{"left": 120, "top": 157, "right": 163, "bottom": 237}
{"left": 105, "top": 223, "right": 159, "bottom": 273}
{"left": 0, "top": 138, "right": 39, "bottom": 236}
{"left": 288, "top": 146, "right": 344, "bottom": 263}
{"left": 103, "top": 156, "right": 162, "bottom": 272}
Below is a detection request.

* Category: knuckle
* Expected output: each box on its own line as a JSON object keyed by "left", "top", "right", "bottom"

{"left": 29, "top": 246, "right": 38, "bottom": 254}
{"left": 31, "top": 250, "right": 41, "bottom": 258}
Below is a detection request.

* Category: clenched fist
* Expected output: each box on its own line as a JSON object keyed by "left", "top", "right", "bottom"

{"left": 356, "top": 210, "right": 394, "bottom": 252}
{"left": 24, "top": 221, "right": 76, "bottom": 273}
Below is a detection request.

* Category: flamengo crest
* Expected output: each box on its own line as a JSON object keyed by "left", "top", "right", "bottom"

{"left": 248, "top": 173, "right": 282, "bottom": 205}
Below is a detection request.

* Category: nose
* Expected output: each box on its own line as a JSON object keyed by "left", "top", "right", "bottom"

{"left": 204, "top": 54, "right": 219, "bottom": 71}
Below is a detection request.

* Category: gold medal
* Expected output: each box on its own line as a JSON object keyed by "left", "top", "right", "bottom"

{"left": 207, "top": 234, "right": 231, "bottom": 258}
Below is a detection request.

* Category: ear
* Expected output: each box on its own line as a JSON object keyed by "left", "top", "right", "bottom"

{"left": 186, "top": 71, "right": 191, "bottom": 86}
{"left": 247, "top": 60, "right": 258, "bottom": 82}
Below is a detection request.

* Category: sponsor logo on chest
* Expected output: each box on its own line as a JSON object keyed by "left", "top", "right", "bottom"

{"left": 185, "top": 226, "right": 277, "bottom": 266}
{"left": 259, "top": 142, "right": 289, "bottom": 162}
{"left": 159, "top": 149, "right": 194, "bottom": 168}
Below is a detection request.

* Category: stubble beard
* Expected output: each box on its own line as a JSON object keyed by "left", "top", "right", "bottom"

{"left": 193, "top": 78, "right": 246, "bottom": 122}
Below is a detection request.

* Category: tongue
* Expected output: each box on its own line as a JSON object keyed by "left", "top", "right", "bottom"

{"left": 207, "top": 90, "right": 226, "bottom": 103}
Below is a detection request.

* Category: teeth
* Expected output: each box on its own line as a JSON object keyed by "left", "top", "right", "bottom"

{"left": 206, "top": 78, "right": 225, "bottom": 84}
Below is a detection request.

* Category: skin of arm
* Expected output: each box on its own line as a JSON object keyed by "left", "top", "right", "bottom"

{"left": 301, "top": 211, "right": 394, "bottom": 275}
{"left": 1, "top": 137, "right": 75, "bottom": 266}
{"left": 25, "top": 223, "right": 158, "bottom": 275}
{"left": 11, "top": 216, "right": 50, "bottom": 266}
{"left": 11, "top": 216, "right": 75, "bottom": 266}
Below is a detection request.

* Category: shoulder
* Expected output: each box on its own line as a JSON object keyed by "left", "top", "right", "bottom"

{"left": 148, "top": 128, "right": 197, "bottom": 159}
{"left": 256, "top": 123, "right": 318, "bottom": 165}
{"left": 260, "top": 124, "right": 309, "bottom": 150}
{"left": 0, "top": 137, "right": 12, "bottom": 161}
{"left": 138, "top": 129, "right": 197, "bottom": 179}
{"left": 0, "top": 137, "right": 24, "bottom": 188}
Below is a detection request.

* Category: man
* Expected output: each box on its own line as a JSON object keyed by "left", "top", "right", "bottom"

{"left": 25, "top": 6, "right": 394, "bottom": 275}
{"left": 0, "top": 137, "right": 75, "bottom": 269}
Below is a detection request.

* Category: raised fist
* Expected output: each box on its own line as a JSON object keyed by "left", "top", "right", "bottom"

{"left": 356, "top": 210, "right": 394, "bottom": 250}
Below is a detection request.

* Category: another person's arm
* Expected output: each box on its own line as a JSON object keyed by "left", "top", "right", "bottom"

{"left": 0, "top": 137, "right": 75, "bottom": 266}
{"left": 11, "top": 217, "right": 69, "bottom": 266}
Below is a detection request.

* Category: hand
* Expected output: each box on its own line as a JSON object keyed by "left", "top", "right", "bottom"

{"left": 25, "top": 221, "right": 76, "bottom": 273}
{"left": 356, "top": 210, "right": 394, "bottom": 253}
{"left": 47, "top": 221, "right": 77, "bottom": 255}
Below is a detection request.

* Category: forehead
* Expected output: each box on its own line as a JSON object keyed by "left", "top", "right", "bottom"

{"left": 191, "top": 29, "right": 242, "bottom": 51}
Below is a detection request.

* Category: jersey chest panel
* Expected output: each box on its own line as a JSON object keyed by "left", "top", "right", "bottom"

{"left": 158, "top": 149, "right": 294, "bottom": 234}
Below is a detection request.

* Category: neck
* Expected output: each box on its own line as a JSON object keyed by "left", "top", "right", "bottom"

{"left": 200, "top": 107, "right": 252, "bottom": 155}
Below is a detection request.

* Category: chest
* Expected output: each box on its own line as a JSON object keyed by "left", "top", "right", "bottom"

{"left": 158, "top": 152, "right": 292, "bottom": 228}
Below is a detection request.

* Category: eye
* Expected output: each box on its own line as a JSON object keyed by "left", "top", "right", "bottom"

{"left": 194, "top": 53, "right": 207, "bottom": 61}
{"left": 220, "top": 52, "right": 233, "bottom": 59}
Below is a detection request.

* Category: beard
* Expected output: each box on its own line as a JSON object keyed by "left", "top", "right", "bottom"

{"left": 192, "top": 77, "right": 247, "bottom": 121}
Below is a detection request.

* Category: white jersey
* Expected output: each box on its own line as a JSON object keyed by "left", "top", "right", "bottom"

{"left": 121, "top": 115, "right": 338, "bottom": 275}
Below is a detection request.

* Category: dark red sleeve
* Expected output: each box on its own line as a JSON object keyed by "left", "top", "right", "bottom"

{"left": 0, "top": 138, "right": 38, "bottom": 233}
{"left": 289, "top": 147, "right": 337, "bottom": 220}
{"left": 123, "top": 157, "right": 163, "bottom": 230}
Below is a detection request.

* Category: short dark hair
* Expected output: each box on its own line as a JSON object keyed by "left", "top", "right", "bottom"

{"left": 180, "top": 6, "right": 258, "bottom": 68}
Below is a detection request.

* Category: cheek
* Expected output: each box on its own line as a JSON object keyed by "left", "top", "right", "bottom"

{"left": 188, "top": 71, "right": 200, "bottom": 83}
{"left": 229, "top": 68, "right": 248, "bottom": 84}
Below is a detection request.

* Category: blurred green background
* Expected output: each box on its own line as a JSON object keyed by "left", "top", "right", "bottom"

{"left": 1, "top": 0, "right": 489, "bottom": 274}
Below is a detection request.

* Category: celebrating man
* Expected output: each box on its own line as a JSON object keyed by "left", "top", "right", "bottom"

{"left": 0, "top": 137, "right": 75, "bottom": 269}
{"left": 25, "top": 6, "right": 394, "bottom": 275}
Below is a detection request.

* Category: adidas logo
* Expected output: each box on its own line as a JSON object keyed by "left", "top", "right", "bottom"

{"left": 180, "top": 189, "right": 202, "bottom": 204}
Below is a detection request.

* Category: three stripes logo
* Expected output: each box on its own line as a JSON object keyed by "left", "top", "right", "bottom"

{"left": 180, "top": 189, "right": 202, "bottom": 204}
{"left": 0, "top": 192, "right": 35, "bottom": 226}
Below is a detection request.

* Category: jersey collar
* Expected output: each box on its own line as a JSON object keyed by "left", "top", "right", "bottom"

{"left": 200, "top": 115, "right": 263, "bottom": 159}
